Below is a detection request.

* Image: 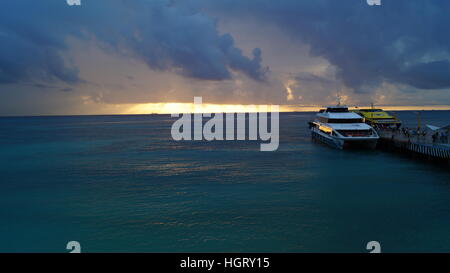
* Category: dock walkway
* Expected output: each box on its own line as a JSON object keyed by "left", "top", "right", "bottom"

{"left": 377, "top": 129, "right": 450, "bottom": 161}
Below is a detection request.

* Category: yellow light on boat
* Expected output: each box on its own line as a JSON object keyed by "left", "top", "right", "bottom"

{"left": 319, "top": 125, "right": 332, "bottom": 133}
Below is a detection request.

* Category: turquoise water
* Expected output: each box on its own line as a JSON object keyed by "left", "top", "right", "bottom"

{"left": 1, "top": 111, "right": 450, "bottom": 252}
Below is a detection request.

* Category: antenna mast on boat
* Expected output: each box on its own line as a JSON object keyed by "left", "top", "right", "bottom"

{"left": 336, "top": 93, "right": 342, "bottom": 106}
{"left": 334, "top": 72, "right": 342, "bottom": 106}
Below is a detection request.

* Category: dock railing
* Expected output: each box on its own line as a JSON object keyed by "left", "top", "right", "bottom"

{"left": 378, "top": 128, "right": 450, "bottom": 147}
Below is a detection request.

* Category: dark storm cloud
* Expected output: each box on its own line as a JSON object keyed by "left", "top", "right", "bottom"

{"left": 397, "top": 61, "right": 450, "bottom": 90}
{"left": 203, "top": 0, "right": 450, "bottom": 90}
{"left": 0, "top": 27, "right": 80, "bottom": 84}
{"left": 295, "top": 73, "right": 334, "bottom": 85}
{"left": 0, "top": 0, "right": 266, "bottom": 85}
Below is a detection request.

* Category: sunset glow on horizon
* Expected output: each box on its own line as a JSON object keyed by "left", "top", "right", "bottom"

{"left": 119, "top": 103, "right": 450, "bottom": 115}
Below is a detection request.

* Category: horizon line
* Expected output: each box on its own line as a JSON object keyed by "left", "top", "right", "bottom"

{"left": 2, "top": 104, "right": 450, "bottom": 117}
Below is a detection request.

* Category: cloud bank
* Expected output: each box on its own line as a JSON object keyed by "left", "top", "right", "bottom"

{"left": 204, "top": 0, "right": 450, "bottom": 91}
{"left": 1, "top": 0, "right": 450, "bottom": 115}
{"left": 0, "top": 0, "right": 266, "bottom": 85}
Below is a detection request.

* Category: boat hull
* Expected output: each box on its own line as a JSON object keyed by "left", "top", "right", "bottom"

{"left": 342, "top": 138, "right": 378, "bottom": 150}
{"left": 311, "top": 129, "right": 378, "bottom": 150}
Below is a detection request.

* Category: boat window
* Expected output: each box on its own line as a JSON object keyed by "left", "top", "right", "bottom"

{"left": 326, "top": 108, "right": 349, "bottom": 113}
{"left": 327, "top": 118, "right": 364, "bottom": 123}
{"left": 337, "top": 130, "right": 372, "bottom": 137}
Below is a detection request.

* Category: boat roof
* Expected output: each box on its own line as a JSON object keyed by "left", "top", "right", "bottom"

{"left": 325, "top": 123, "right": 373, "bottom": 130}
{"left": 326, "top": 105, "right": 348, "bottom": 108}
{"left": 318, "top": 112, "right": 362, "bottom": 119}
{"left": 354, "top": 109, "right": 395, "bottom": 119}
{"left": 324, "top": 105, "right": 349, "bottom": 112}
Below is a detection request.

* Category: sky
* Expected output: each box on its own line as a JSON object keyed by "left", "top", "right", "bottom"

{"left": 1, "top": 0, "right": 450, "bottom": 115}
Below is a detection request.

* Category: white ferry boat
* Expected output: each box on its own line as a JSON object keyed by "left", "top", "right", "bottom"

{"left": 309, "top": 105, "right": 379, "bottom": 149}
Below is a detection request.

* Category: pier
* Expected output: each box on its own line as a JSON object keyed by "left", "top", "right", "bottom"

{"left": 377, "top": 128, "right": 450, "bottom": 162}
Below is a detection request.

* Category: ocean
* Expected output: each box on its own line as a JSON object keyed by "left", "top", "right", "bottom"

{"left": 1, "top": 111, "right": 450, "bottom": 252}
